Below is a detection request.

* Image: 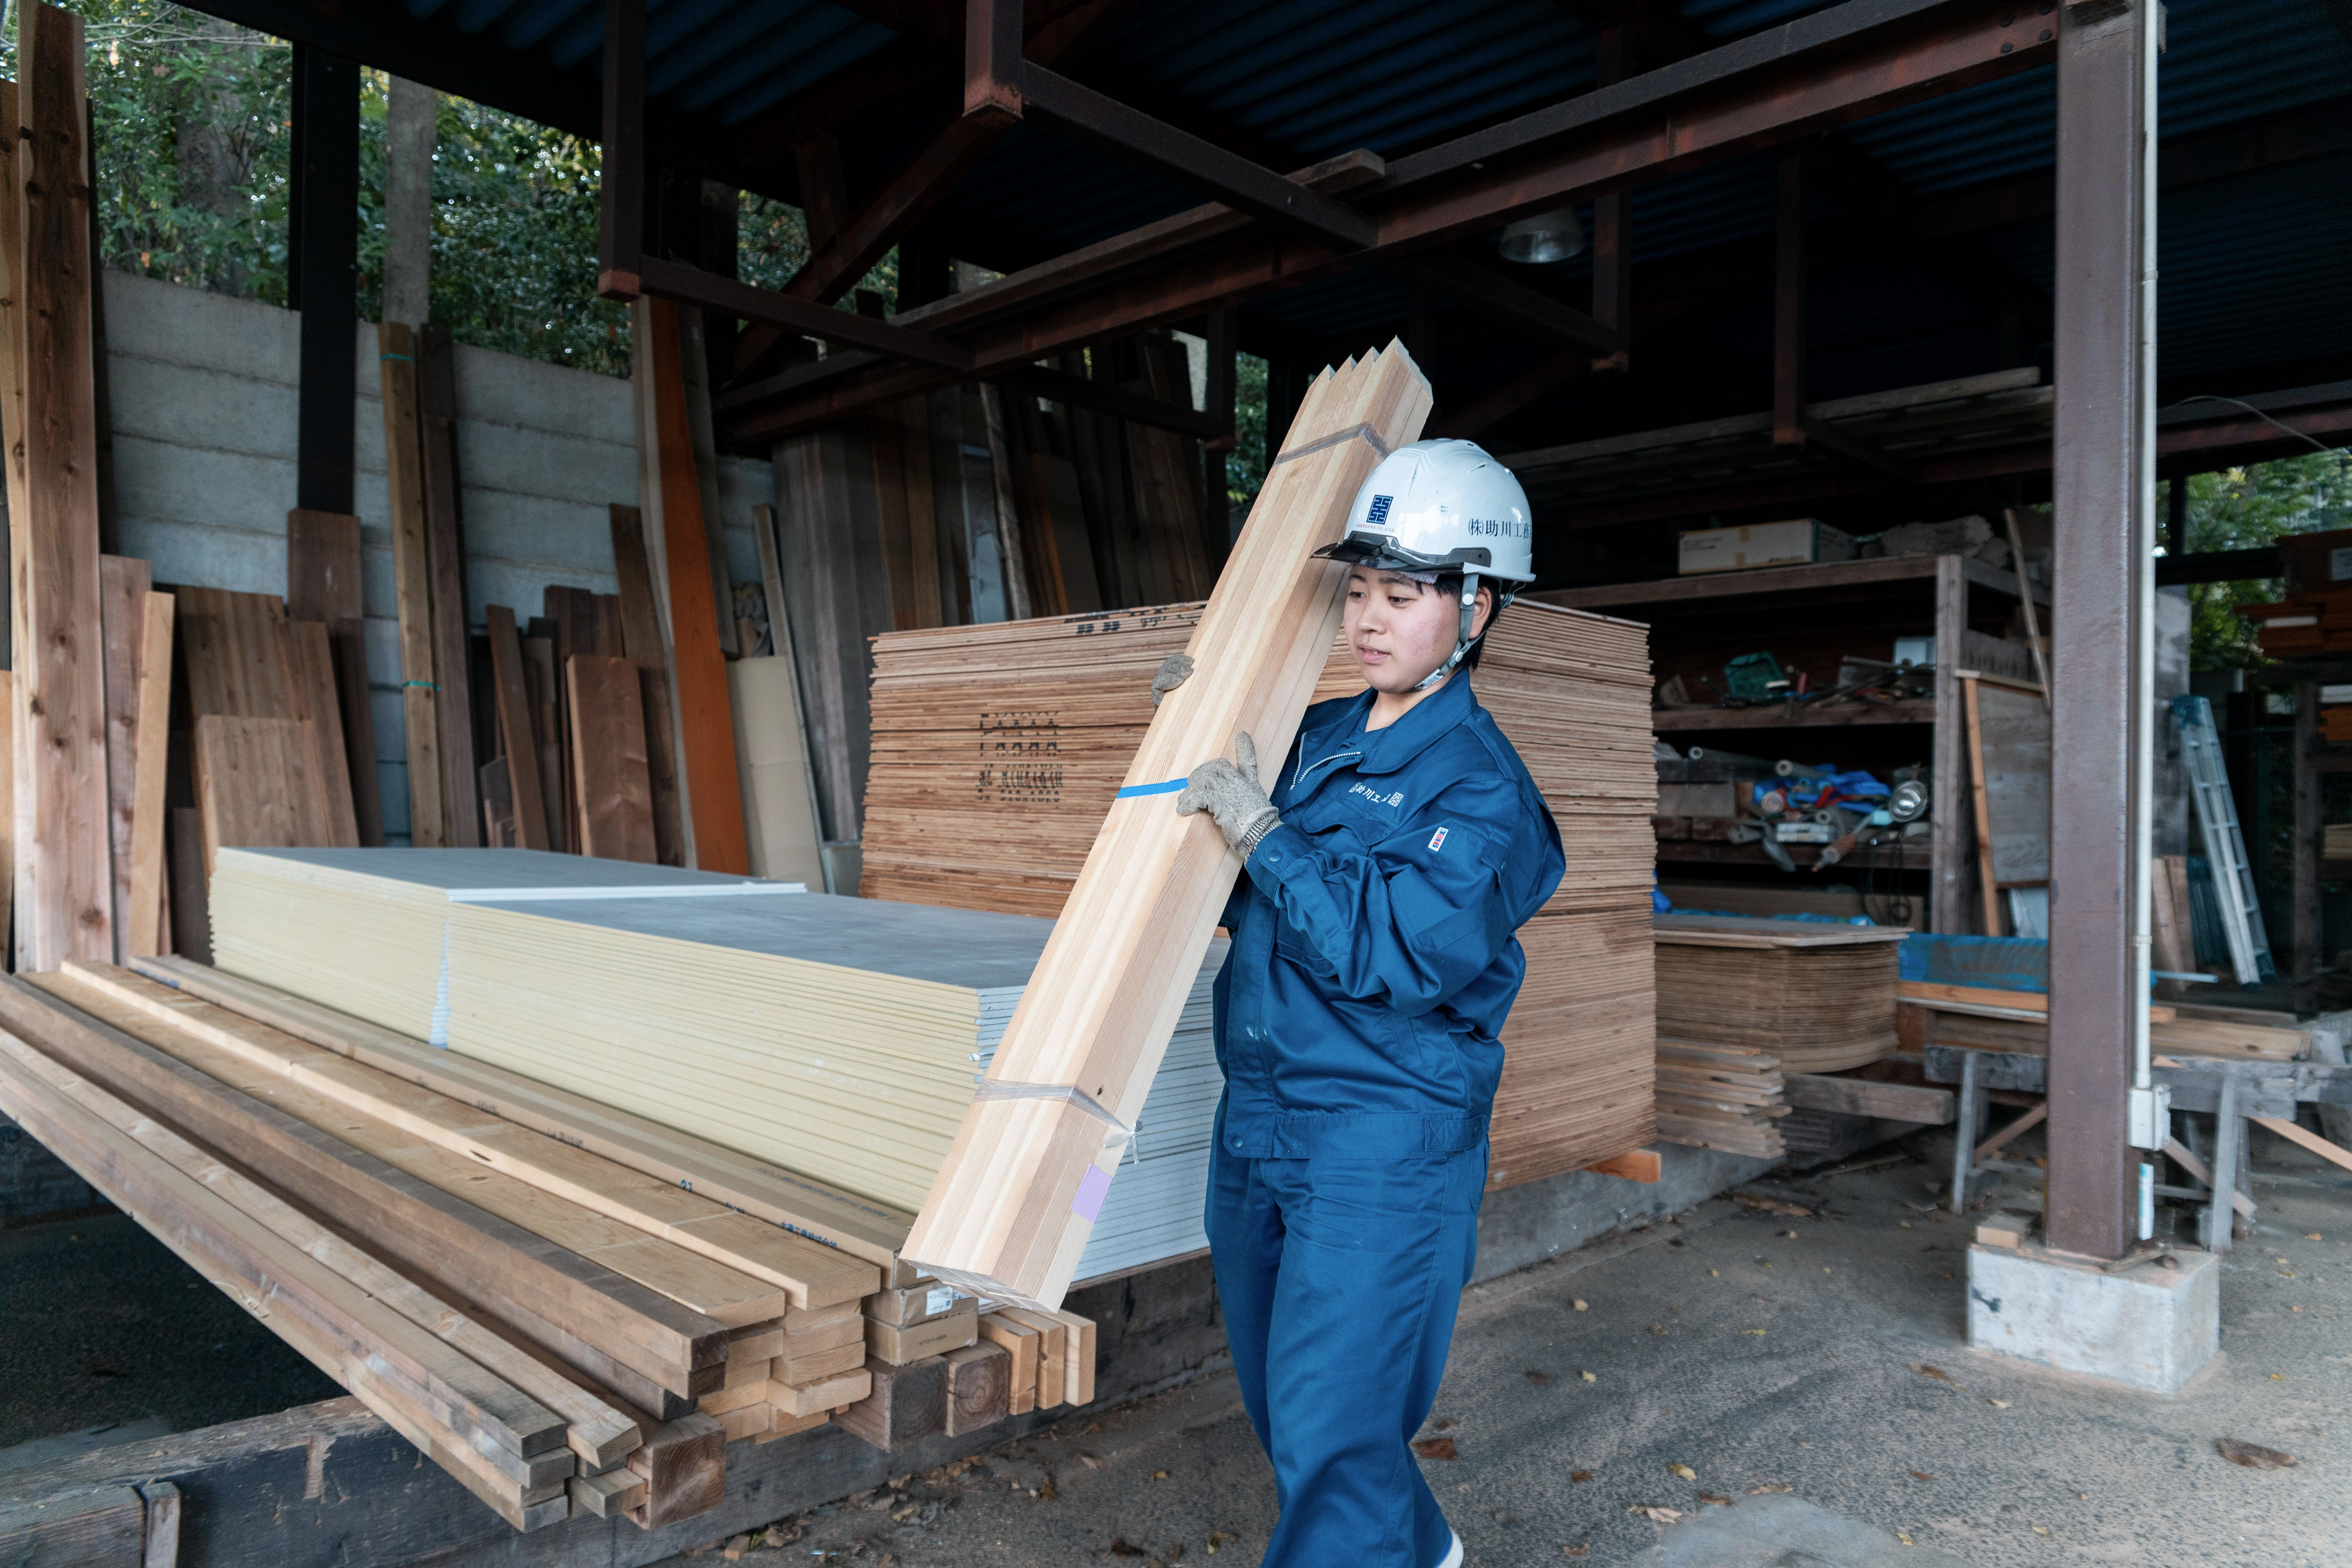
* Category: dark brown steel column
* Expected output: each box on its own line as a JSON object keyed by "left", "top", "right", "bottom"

{"left": 2046, "top": 0, "right": 2158, "bottom": 1261}
{"left": 1771, "top": 149, "right": 1806, "bottom": 447}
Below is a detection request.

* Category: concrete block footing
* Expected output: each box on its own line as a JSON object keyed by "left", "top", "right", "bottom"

{"left": 1966, "top": 1240, "right": 2218, "bottom": 1393}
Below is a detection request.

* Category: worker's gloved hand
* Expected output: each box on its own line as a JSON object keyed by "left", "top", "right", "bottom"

{"left": 1150, "top": 653, "right": 1193, "bottom": 710}
{"left": 1178, "top": 732, "right": 1281, "bottom": 860}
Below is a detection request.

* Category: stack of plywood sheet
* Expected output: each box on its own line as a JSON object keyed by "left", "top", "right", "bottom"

{"left": 1653, "top": 915, "right": 1908, "bottom": 1073}
{"left": 862, "top": 599, "right": 1657, "bottom": 1195}
{"left": 1653, "top": 1038, "right": 1788, "bottom": 1160}
{"left": 0, "top": 958, "right": 886, "bottom": 1533}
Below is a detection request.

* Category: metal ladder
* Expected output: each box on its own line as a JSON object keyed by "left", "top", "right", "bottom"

{"left": 2171, "top": 694, "right": 2275, "bottom": 986}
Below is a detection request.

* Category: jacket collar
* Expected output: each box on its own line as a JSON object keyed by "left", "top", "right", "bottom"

{"left": 1296, "top": 673, "right": 1478, "bottom": 780}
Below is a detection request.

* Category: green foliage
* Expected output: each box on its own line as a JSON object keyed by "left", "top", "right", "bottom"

{"left": 23, "top": 0, "right": 909, "bottom": 380}
{"left": 2179, "top": 451, "right": 2352, "bottom": 671}
{"left": 1225, "top": 352, "right": 1267, "bottom": 511}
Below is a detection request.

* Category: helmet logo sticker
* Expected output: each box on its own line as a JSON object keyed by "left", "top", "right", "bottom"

{"left": 1365, "top": 494, "right": 1394, "bottom": 527}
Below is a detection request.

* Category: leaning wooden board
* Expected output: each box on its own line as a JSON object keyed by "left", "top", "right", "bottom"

{"left": 902, "top": 343, "right": 1433, "bottom": 1307}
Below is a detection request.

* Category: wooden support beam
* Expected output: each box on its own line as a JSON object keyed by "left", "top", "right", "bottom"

{"left": 124, "top": 593, "right": 174, "bottom": 959}
{"left": 2252, "top": 1114, "right": 2352, "bottom": 1176}
{"left": 597, "top": 0, "right": 644, "bottom": 298}
{"left": 1783, "top": 1073, "right": 1956, "bottom": 1124}
{"left": 291, "top": 44, "right": 359, "bottom": 512}
{"left": 99, "top": 557, "right": 153, "bottom": 964}
{"left": 1582, "top": 1147, "right": 1662, "bottom": 1183}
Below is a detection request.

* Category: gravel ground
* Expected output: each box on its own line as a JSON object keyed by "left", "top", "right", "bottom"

{"left": 662, "top": 1126, "right": 2352, "bottom": 1568}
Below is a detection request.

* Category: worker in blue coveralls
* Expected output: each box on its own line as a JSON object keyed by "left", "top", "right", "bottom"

{"left": 1150, "top": 439, "right": 1565, "bottom": 1568}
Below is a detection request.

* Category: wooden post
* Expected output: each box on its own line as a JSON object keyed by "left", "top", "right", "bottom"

{"left": 1930, "top": 555, "right": 1970, "bottom": 936}
{"left": 378, "top": 322, "right": 446, "bottom": 846}
{"left": 15, "top": 4, "right": 114, "bottom": 969}
{"left": 100, "top": 556, "right": 153, "bottom": 961}
{"left": 644, "top": 299, "right": 748, "bottom": 874}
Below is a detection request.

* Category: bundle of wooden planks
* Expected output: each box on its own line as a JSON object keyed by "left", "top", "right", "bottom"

{"left": 862, "top": 595, "right": 1657, "bottom": 1196}
{"left": 1653, "top": 1039, "right": 1789, "bottom": 1160}
{"left": 899, "top": 344, "right": 1437, "bottom": 1309}
{"left": 1901, "top": 985, "right": 2308, "bottom": 1063}
{"left": 0, "top": 959, "right": 890, "bottom": 1530}
{"left": 97, "top": 948, "right": 1110, "bottom": 1464}
{"left": 1653, "top": 915, "right": 1908, "bottom": 1074}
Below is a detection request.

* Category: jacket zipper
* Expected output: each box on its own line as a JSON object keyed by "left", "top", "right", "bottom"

{"left": 1291, "top": 747, "right": 1363, "bottom": 793}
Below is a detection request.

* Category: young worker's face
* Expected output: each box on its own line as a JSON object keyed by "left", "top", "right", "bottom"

{"left": 1344, "top": 569, "right": 1493, "bottom": 694}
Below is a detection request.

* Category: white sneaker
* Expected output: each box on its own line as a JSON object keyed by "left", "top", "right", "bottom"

{"left": 1432, "top": 1530, "right": 1463, "bottom": 1568}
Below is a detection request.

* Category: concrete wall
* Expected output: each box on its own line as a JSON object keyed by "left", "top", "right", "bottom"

{"left": 103, "top": 271, "right": 774, "bottom": 842}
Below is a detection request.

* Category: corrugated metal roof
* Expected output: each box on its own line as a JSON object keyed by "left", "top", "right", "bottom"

{"left": 376, "top": 0, "right": 2351, "bottom": 414}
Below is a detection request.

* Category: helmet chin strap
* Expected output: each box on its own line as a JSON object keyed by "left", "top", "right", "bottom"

{"left": 1411, "top": 572, "right": 1484, "bottom": 693}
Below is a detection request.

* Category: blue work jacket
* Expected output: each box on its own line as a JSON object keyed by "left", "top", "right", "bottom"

{"left": 1210, "top": 672, "right": 1566, "bottom": 1160}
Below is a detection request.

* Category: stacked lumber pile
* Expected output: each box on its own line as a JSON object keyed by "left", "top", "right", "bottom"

{"left": 901, "top": 345, "right": 1441, "bottom": 1308}
{"left": 1653, "top": 1040, "right": 1789, "bottom": 1160}
{"left": 1900, "top": 982, "right": 2308, "bottom": 1062}
{"left": 1653, "top": 915, "right": 1907, "bottom": 1074}
{"left": 0, "top": 960, "right": 881, "bottom": 1531}
{"left": 2235, "top": 526, "right": 2352, "bottom": 658}
{"left": 862, "top": 598, "right": 1657, "bottom": 1195}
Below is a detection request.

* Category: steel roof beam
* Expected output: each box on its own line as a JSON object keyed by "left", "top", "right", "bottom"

{"left": 730, "top": 0, "right": 2057, "bottom": 442}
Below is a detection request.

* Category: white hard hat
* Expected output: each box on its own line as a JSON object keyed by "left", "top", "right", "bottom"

{"left": 1313, "top": 439, "right": 1534, "bottom": 690}
{"left": 1314, "top": 438, "right": 1535, "bottom": 584}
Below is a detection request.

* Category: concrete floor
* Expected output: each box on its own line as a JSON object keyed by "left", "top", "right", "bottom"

{"left": 664, "top": 1126, "right": 2352, "bottom": 1568}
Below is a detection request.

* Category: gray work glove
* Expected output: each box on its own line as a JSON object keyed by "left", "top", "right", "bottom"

{"left": 1178, "top": 731, "right": 1281, "bottom": 860}
{"left": 1151, "top": 653, "right": 1193, "bottom": 710}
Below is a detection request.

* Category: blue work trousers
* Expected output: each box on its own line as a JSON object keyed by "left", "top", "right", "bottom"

{"left": 1205, "top": 1134, "right": 1486, "bottom": 1568}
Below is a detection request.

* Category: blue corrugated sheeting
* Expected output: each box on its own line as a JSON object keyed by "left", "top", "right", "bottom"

{"left": 422, "top": 0, "right": 2349, "bottom": 383}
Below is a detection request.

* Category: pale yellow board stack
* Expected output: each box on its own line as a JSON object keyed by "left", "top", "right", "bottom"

{"left": 899, "top": 345, "right": 1439, "bottom": 1309}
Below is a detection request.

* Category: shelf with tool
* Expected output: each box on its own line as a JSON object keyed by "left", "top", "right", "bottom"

{"left": 1535, "top": 547, "right": 2051, "bottom": 932}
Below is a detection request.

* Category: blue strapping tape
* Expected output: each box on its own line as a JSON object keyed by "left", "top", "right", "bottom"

{"left": 1114, "top": 777, "right": 1188, "bottom": 799}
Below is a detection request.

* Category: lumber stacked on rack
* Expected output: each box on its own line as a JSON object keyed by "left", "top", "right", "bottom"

{"left": 111, "top": 947, "right": 1107, "bottom": 1458}
{"left": 1653, "top": 915, "right": 1907, "bottom": 1073}
{"left": 1904, "top": 988, "right": 2307, "bottom": 1063}
{"left": 1653, "top": 1039, "right": 1788, "bottom": 1159}
{"left": 0, "top": 957, "right": 905, "bottom": 1532}
{"left": 902, "top": 343, "right": 1433, "bottom": 1309}
{"left": 862, "top": 599, "right": 1657, "bottom": 1192}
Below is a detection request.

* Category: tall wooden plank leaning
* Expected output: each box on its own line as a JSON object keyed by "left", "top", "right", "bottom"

{"left": 642, "top": 299, "right": 748, "bottom": 874}
{"left": 287, "top": 507, "right": 384, "bottom": 845}
{"left": 379, "top": 321, "right": 446, "bottom": 846}
{"left": 12, "top": 6, "right": 114, "bottom": 970}
{"left": 903, "top": 343, "right": 1433, "bottom": 1308}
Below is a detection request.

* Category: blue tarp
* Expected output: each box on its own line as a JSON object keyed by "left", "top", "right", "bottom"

{"left": 1899, "top": 933, "right": 2049, "bottom": 993}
